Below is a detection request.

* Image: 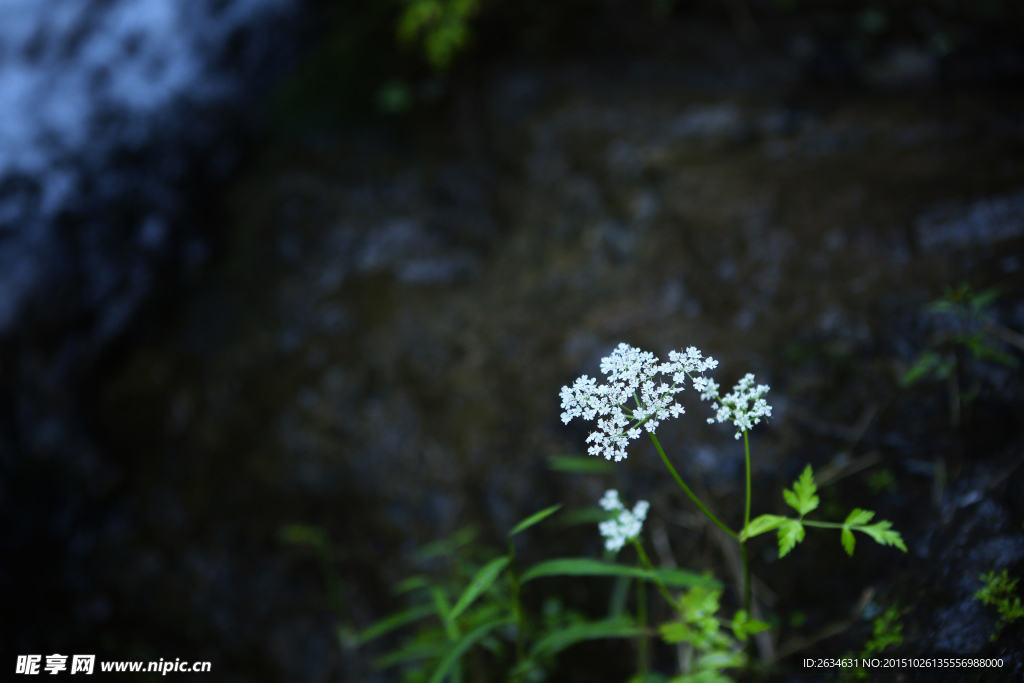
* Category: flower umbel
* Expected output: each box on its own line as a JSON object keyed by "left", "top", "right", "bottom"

{"left": 598, "top": 489, "right": 650, "bottom": 552}
{"left": 701, "top": 373, "right": 772, "bottom": 439}
{"left": 559, "top": 343, "right": 718, "bottom": 461}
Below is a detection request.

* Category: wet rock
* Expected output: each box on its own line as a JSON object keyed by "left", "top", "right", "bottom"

{"left": 914, "top": 191, "right": 1024, "bottom": 251}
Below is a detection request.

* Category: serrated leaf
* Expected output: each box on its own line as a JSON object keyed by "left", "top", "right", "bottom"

{"left": 359, "top": 604, "right": 435, "bottom": 644}
{"left": 447, "top": 556, "right": 510, "bottom": 625}
{"left": 777, "top": 519, "right": 805, "bottom": 558}
{"left": 844, "top": 508, "right": 875, "bottom": 527}
{"left": 841, "top": 527, "right": 856, "bottom": 556}
{"left": 509, "top": 504, "right": 562, "bottom": 536}
{"left": 547, "top": 455, "right": 615, "bottom": 474}
{"left": 659, "top": 620, "right": 694, "bottom": 644}
{"left": 731, "top": 610, "right": 770, "bottom": 642}
{"left": 783, "top": 466, "right": 819, "bottom": 517}
{"left": 530, "top": 616, "right": 645, "bottom": 657}
{"left": 858, "top": 520, "right": 908, "bottom": 552}
{"left": 742, "top": 514, "right": 787, "bottom": 540}
{"left": 429, "top": 617, "right": 514, "bottom": 683}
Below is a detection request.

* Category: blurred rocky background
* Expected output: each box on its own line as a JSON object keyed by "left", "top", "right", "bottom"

{"left": 2, "top": 0, "right": 1024, "bottom": 680}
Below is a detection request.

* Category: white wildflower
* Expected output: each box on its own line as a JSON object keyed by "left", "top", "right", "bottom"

{"left": 559, "top": 343, "right": 717, "bottom": 461}
{"left": 701, "top": 372, "right": 772, "bottom": 439}
{"left": 597, "top": 489, "right": 650, "bottom": 552}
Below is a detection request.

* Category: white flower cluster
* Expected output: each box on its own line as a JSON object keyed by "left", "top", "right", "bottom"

{"left": 598, "top": 489, "right": 650, "bottom": 552}
{"left": 700, "top": 373, "right": 772, "bottom": 439}
{"left": 559, "top": 343, "right": 718, "bottom": 461}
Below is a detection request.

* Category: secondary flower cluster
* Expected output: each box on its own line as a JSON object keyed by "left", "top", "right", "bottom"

{"left": 700, "top": 373, "right": 772, "bottom": 439}
{"left": 598, "top": 489, "right": 650, "bottom": 552}
{"left": 559, "top": 343, "right": 718, "bottom": 461}
{"left": 559, "top": 342, "right": 772, "bottom": 458}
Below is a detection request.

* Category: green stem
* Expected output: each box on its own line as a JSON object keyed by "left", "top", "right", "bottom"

{"left": 648, "top": 433, "right": 738, "bottom": 541}
{"left": 632, "top": 540, "right": 678, "bottom": 610}
{"left": 637, "top": 566, "right": 648, "bottom": 682}
{"left": 742, "top": 430, "right": 752, "bottom": 615}
{"left": 507, "top": 537, "right": 524, "bottom": 677}
{"left": 801, "top": 520, "right": 846, "bottom": 529}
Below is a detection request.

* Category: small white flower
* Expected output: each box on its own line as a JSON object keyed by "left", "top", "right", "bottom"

{"left": 597, "top": 489, "right": 650, "bottom": 552}
{"left": 700, "top": 372, "right": 772, "bottom": 439}
{"left": 559, "top": 343, "right": 717, "bottom": 461}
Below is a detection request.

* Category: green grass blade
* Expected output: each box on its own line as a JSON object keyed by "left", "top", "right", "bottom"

{"left": 429, "top": 617, "right": 514, "bottom": 683}
{"left": 522, "top": 558, "right": 648, "bottom": 582}
{"left": 509, "top": 504, "right": 563, "bottom": 537}
{"left": 447, "top": 556, "right": 511, "bottom": 625}
{"left": 359, "top": 604, "right": 435, "bottom": 644}
{"left": 522, "top": 558, "right": 719, "bottom": 588}
{"left": 651, "top": 567, "right": 720, "bottom": 589}
{"left": 548, "top": 455, "right": 614, "bottom": 474}
{"left": 530, "top": 616, "right": 646, "bottom": 658}
{"left": 374, "top": 641, "right": 448, "bottom": 670}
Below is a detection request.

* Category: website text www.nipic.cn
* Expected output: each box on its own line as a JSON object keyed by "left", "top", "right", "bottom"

{"left": 16, "top": 655, "right": 212, "bottom": 676}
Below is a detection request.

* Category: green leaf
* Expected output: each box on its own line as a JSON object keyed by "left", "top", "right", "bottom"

{"left": 374, "top": 641, "right": 448, "bottom": 670}
{"left": 359, "top": 604, "right": 436, "bottom": 644}
{"left": 280, "top": 523, "right": 330, "bottom": 549}
{"left": 901, "top": 352, "right": 942, "bottom": 387}
{"left": 969, "top": 287, "right": 999, "bottom": 312}
{"left": 841, "top": 527, "right": 856, "bottom": 556}
{"left": 395, "top": 575, "right": 432, "bottom": 595}
{"left": 530, "top": 616, "right": 645, "bottom": 657}
{"left": 557, "top": 507, "right": 616, "bottom": 527}
{"left": 548, "top": 455, "right": 614, "bottom": 474}
{"left": 429, "top": 617, "right": 514, "bottom": 683}
{"left": 857, "top": 520, "right": 908, "bottom": 553}
{"left": 777, "top": 519, "right": 805, "bottom": 558}
{"left": 416, "top": 526, "right": 479, "bottom": 561}
{"left": 693, "top": 651, "right": 747, "bottom": 671}
{"left": 741, "top": 514, "right": 787, "bottom": 540}
{"left": 844, "top": 508, "right": 875, "bottom": 527}
{"left": 731, "top": 610, "right": 770, "bottom": 642}
{"left": 659, "top": 620, "right": 694, "bottom": 644}
{"left": 653, "top": 568, "right": 721, "bottom": 589}
{"left": 447, "top": 556, "right": 510, "bottom": 625}
{"left": 521, "top": 558, "right": 719, "bottom": 589}
{"left": 783, "top": 466, "right": 819, "bottom": 517}
{"left": 509, "top": 505, "right": 563, "bottom": 537}
{"left": 522, "top": 558, "right": 647, "bottom": 583}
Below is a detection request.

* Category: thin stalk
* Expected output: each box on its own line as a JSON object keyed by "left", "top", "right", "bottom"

{"left": 632, "top": 540, "right": 677, "bottom": 610}
{"left": 800, "top": 520, "right": 845, "bottom": 529}
{"left": 648, "top": 433, "right": 738, "bottom": 541}
{"left": 741, "top": 430, "right": 752, "bottom": 615}
{"left": 637, "top": 568, "right": 648, "bottom": 682}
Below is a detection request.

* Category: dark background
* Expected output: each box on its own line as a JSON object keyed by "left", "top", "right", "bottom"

{"left": 2, "top": 0, "right": 1024, "bottom": 680}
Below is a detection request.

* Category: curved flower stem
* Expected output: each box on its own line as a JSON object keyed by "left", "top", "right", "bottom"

{"left": 632, "top": 539, "right": 677, "bottom": 609}
{"left": 742, "top": 430, "right": 752, "bottom": 616}
{"left": 648, "top": 433, "right": 738, "bottom": 541}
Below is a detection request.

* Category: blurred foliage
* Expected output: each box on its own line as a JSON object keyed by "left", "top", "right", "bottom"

{"left": 273, "top": 0, "right": 1024, "bottom": 127}
{"left": 841, "top": 602, "right": 904, "bottom": 680}
{"left": 901, "top": 284, "right": 1022, "bottom": 426}
{"left": 354, "top": 502, "right": 743, "bottom": 682}
{"left": 974, "top": 569, "right": 1024, "bottom": 642}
